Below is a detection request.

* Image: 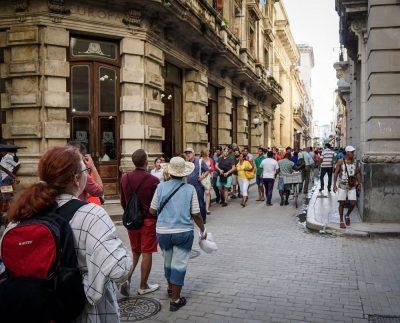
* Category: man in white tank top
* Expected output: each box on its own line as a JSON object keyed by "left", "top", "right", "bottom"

{"left": 333, "top": 146, "right": 361, "bottom": 229}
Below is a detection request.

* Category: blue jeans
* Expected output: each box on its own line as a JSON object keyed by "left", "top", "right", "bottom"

{"left": 194, "top": 185, "right": 206, "bottom": 224}
{"left": 157, "top": 231, "right": 194, "bottom": 286}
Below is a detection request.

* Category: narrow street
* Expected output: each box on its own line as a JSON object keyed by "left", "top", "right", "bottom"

{"left": 116, "top": 185, "right": 400, "bottom": 323}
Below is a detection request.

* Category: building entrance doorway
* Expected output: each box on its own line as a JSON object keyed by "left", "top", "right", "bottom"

{"left": 69, "top": 38, "right": 120, "bottom": 198}
{"left": 162, "top": 63, "right": 182, "bottom": 159}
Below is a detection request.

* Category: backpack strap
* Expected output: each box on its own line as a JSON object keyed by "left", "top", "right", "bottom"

{"left": 158, "top": 183, "right": 185, "bottom": 216}
{"left": 57, "top": 199, "right": 87, "bottom": 222}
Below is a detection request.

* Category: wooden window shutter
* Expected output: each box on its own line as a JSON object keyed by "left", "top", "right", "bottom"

{"left": 216, "top": 0, "right": 224, "bottom": 10}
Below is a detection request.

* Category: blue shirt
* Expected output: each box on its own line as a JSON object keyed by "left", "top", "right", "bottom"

{"left": 186, "top": 158, "right": 209, "bottom": 191}
{"left": 154, "top": 179, "right": 198, "bottom": 229}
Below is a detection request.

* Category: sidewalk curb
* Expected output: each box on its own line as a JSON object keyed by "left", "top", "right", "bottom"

{"left": 306, "top": 187, "right": 400, "bottom": 238}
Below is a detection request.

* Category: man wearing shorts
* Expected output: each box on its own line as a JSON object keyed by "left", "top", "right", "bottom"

{"left": 254, "top": 148, "right": 266, "bottom": 201}
{"left": 215, "top": 147, "right": 236, "bottom": 207}
{"left": 120, "top": 149, "right": 160, "bottom": 296}
{"left": 333, "top": 146, "right": 361, "bottom": 229}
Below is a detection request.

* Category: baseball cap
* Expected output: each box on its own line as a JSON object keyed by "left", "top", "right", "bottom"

{"left": 345, "top": 145, "right": 356, "bottom": 152}
{"left": 184, "top": 147, "right": 194, "bottom": 153}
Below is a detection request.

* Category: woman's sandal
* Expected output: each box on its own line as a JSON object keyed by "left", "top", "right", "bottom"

{"left": 170, "top": 297, "right": 187, "bottom": 312}
{"left": 340, "top": 221, "right": 346, "bottom": 229}
{"left": 345, "top": 216, "right": 350, "bottom": 226}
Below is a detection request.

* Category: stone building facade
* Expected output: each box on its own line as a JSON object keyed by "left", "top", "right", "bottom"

{"left": 0, "top": 0, "right": 307, "bottom": 197}
{"left": 335, "top": 0, "right": 400, "bottom": 222}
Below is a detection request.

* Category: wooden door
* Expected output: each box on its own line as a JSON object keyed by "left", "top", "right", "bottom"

{"left": 70, "top": 62, "right": 120, "bottom": 198}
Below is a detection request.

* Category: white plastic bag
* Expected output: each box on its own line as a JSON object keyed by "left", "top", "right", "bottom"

{"left": 198, "top": 232, "right": 218, "bottom": 254}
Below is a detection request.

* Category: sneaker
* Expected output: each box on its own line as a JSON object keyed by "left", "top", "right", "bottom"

{"left": 170, "top": 297, "right": 187, "bottom": 312}
{"left": 284, "top": 200, "right": 289, "bottom": 205}
{"left": 221, "top": 202, "right": 228, "bottom": 207}
{"left": 137, "top": 283, "right": 160, "bottom": 295}
{"left": 120, "top": 280, "right": 130, "bottom": 297}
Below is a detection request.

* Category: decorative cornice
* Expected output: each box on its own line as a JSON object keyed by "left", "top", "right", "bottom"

{"left": 48, "top": 0, "right": 70, "bottom": 15}
{"left": 122, "top": 9, "right": 142, "bottom": 27}
{"left": 362, "top": 155, "right": 400, "bottom": 163}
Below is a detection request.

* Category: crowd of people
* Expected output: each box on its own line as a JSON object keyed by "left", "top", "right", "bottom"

{"left": 0, "top": 139, "right": 360, "bottom": 322}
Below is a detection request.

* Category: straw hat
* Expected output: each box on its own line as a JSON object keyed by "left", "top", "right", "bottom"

{"left": 167, "top": 156, "right": 194, "bottom": 177}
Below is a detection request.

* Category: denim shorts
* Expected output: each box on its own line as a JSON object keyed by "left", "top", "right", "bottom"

{"left": 256, "top": 175, "right": 263, "bottom": 185}
{"left": 278, "top": 177, "right": 290, "bottom": 192}
{"left": 157, "top": 230, "right": 194, "bottom": 286}
{"left": 216, "top": 175, "right": 232, "bottom": 189}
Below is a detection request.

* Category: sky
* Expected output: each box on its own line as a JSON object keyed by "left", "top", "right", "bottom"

{"left": 283, "top": 0, "right": 340, "bottom": 127}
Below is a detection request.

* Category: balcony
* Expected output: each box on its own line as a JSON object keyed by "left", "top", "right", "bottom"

{"left": 293, "top": 108, "right": 308, "bottom": 126}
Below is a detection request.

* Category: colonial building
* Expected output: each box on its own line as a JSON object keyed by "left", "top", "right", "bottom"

{"left": 335, "top": 0, "right": 400, "bottom": 222}
{"left": 0, "top": 0, "right": 305, "bottom": 197}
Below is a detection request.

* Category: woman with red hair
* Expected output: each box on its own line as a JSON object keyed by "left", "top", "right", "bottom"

{"left": 2, "top": 146, "right": 131, "bottom": 322}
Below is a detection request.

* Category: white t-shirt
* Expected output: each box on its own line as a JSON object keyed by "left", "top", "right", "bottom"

{"left": 260, "top": 158, "right": 279, "bottom": 179}
{"left": 151, "top": 167, "right": 164, "bottom": 182}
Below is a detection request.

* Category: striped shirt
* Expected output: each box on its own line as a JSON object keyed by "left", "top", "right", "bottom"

{"left": 321, "top": 148, "right": 335, "bottom": 168}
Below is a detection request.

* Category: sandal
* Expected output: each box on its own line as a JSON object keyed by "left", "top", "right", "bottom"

{"left": 170, "top": 297, "right": 187, "bottom": 312}
{"left": 345, "top": 216, "right": 350, "bottom": 226}
{"left": 340, "top": 222, "right": 346, "bottom": 229}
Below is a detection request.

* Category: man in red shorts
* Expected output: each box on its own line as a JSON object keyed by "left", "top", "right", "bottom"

{"left": 120, "top": 149, "right": 160, "bottom": 296}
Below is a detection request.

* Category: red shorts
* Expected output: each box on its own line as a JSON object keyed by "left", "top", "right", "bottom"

{"left": 128, "top": 218, "right": 157, "bottom": 253}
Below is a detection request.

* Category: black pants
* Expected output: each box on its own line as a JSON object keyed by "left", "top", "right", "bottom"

{"left": 263, "top": 178, "right": 275, "bottom": 204}
{"left": 320, "top": 167, "right": 333, "bottom": 191}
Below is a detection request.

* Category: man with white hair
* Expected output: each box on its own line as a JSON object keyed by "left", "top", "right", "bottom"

{"left": 333, "top": 146, "right": 361, "bottom": 229}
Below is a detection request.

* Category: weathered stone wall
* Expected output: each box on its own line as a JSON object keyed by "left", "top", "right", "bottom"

{"left": 0, "top": 25, "right": 70, "bottom": 185}
{"left": 184, "top": 70, "right": 208, "bottom": 153}
{"left": 119, "top": 38, "right": 164, "bottom": 172}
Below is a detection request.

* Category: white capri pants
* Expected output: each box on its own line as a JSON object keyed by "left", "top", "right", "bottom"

{"left": 238, "top": 178, "right": 250, "bottom": 197}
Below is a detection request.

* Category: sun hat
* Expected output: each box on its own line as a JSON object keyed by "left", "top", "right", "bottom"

{"left": 345, "top": 145, "right": 356, "bottom": 152}
{"left": 184, "top": 147, "right": 194, "bottom": 153}
{"left": 167, "top": 157, "right": 195, "bottom": 177}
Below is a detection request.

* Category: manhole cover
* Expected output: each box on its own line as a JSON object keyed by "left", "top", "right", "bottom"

{"left": 369, "top": 315, "right": 400, "bottom": 323}
{"left": 119, "top": 297, "right": 161, "bottom": 322}
{"left": 190, "top": 249, "right": 201, "bottom": 259}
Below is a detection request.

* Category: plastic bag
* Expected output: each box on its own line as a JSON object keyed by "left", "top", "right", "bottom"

{"left": 198, "top": 232, "right": 218, "bottom": 254}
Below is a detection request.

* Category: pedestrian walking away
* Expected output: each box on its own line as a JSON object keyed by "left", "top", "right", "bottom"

{"left": 277, "top": 153, "right": 297, "bottom": 206}
{"left": 149, "top": 157, "right": 206, "bottom": 312}
{"left": 231, "top": 149, "right": 241, "bottom": 199}
{"left": 236, "top": 153, "right": 253, "bottom": 207}
{"left": 215, "top": 147, "right": 236, "bottom": 207}
{"left": 254, "top": 147, "right": 266, "bottom": 201}
{"left": 0, "top": 146, "right": 131, "bottom": 323}
{"left": 333, "top": 146, "right": 361, "bottom": 229}
{"left": 185, "top": 147, "right": 209, "bottom": 223}
{"left": 320, "top": 143, "right": 335, "bottom": 192}
{"left": 120, "top": 149, "right": 160, "bottom": 296}
{"left": 298, "top": 147, "right": 314, "bottom": 194}
{"left": 260, "top": 150, "right": 279, "bottom": 206}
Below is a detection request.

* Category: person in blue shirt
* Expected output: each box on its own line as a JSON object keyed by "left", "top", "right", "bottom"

{"left": 184, "top": 147, "right": 209, "bottom": 223}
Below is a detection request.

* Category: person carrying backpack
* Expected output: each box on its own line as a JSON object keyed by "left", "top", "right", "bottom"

{"left": 119, "top": 149, "right": 160, "bottom": 297}
{"left": 0, "top": 146, "right": 131, "bottom": 323}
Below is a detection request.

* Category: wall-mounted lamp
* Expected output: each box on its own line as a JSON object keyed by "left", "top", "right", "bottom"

{"left": 167, "top": 94, "right": 172, "bottom": 100}
{"left": 252, "top": 116, "right": 260, "bottom": 125}
{"left": 160, "top": 93, "right": 166, "bottom": 99}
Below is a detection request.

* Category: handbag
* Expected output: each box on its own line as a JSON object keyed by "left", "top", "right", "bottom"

{"left": 344, "top": 161, "right": 357, "bottom": 188}
{"left": 199, "top": 159, "right": 210, "bottom": 189}
{"left": 243, "top": 161, "right": 255, "bottom": 180}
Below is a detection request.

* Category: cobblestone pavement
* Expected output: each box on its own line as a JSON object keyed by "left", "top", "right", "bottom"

{"left": 115, "top": 184, "right": 400, "bottom": 323}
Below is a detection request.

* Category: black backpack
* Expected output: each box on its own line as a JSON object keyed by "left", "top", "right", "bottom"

{"left": 122, "top": 173, "right": 151, "bottom": 230}
{"left": 0, "top": 199, "right": 87, "bottom": 323}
